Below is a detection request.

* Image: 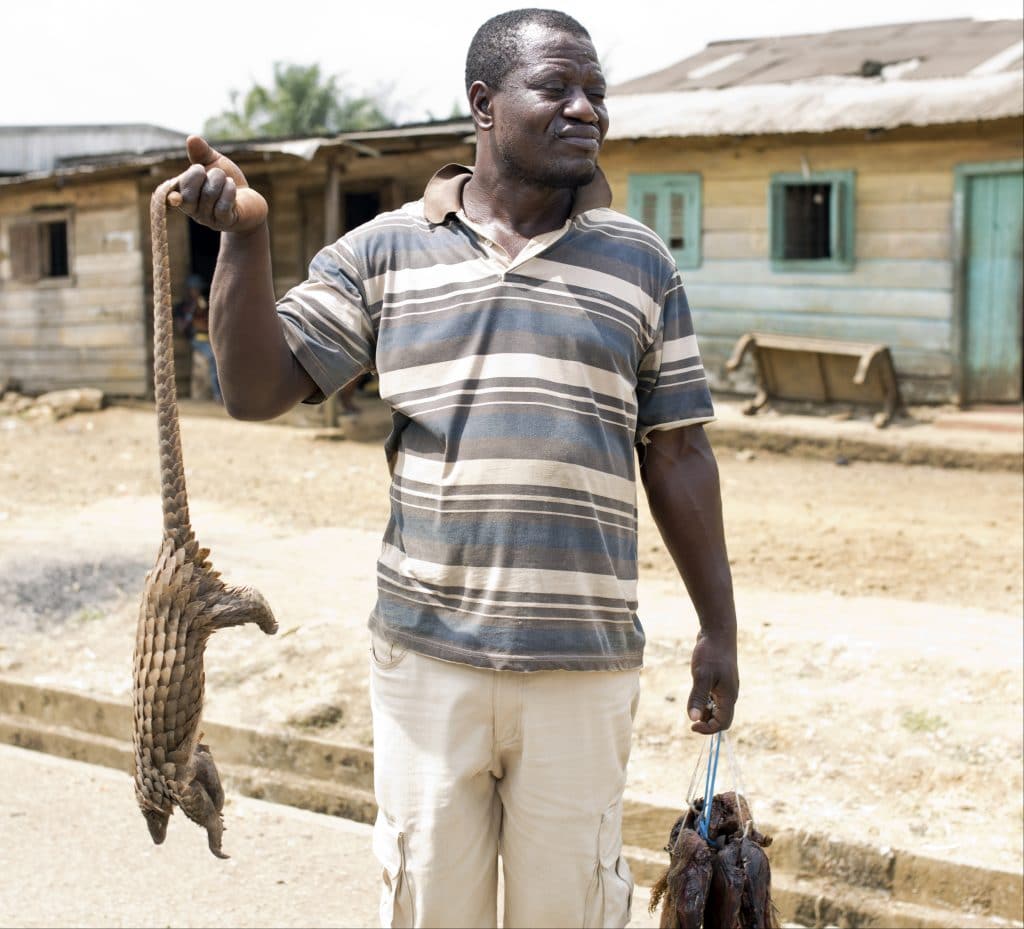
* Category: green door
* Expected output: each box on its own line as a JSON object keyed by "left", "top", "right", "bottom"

{"left": 961, "top": 165, "right": 1024, "bottom": 403}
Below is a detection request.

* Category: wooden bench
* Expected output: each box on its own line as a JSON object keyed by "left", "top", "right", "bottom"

{"left": 725, "top": 332, "right": 901, "bottom": 428}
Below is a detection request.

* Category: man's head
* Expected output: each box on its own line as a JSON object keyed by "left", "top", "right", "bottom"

{"left": 465, "top": 9, "right": 608, "bottom": 190}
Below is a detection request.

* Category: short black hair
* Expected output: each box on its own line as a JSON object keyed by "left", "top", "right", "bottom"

{"left": 465, "top": 8, "right": 592, "bottom": 93}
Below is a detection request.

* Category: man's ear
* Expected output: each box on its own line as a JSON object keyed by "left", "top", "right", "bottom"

{"left": 468, "top": 80, "right": 495, "bottom": 131}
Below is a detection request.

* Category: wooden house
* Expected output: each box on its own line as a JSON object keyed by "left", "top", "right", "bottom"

{"left": 1, "top": 17, "right": 1021, "bottom": 407}
{"left": 0, "top": 122, "right": 474, "bottom": 397}
{"left": 599, "top": 17, "right": 1024, "bottom": 404}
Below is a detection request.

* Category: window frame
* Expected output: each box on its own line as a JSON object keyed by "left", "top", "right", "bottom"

{"left": 769, "top": 170, "right": 855, "bottom": 272}
{"left": 627, "top": 172, "right": 703, "bottom": 270}
{"left": 2, "top": 208, "right": 75, "bottom": 287}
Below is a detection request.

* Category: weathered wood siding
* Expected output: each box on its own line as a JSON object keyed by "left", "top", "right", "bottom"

{"left": 599, "top": 119, "right": 1024, "bottom": 402}
{"left": 0, "top": 178, "right": 148, "bottom": 396}
{"left": 266, "top": 143, "right": 474, "bottom": 299}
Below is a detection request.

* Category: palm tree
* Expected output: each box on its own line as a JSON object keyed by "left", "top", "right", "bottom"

{"left": 203, "top": 63, "right": 391, "bottom": 140}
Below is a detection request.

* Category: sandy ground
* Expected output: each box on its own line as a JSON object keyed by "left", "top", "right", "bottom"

{"left": 0, "top": 403, "right": 1021, "bottom": 874}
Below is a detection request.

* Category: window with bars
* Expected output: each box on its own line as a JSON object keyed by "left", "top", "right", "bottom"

{"left": 627, "top": 173, "right": 702, "bottom": 269}
{"left": 769, "top": 171, "right": 855, "bottom": 271}
{"left": 4, "top": 210, "right": 72, "bottom": 283}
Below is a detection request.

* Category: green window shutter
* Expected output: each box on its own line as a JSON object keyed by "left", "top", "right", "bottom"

{"left": 627, "top": 173, "right": 702, "bottom": 269}
{"left": 768, "top": 170, "right": 856, "bottom": 272}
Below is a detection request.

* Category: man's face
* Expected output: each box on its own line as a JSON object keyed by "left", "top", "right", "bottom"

{"left": 489, "top": 25, "right": 609, "bottom": 189}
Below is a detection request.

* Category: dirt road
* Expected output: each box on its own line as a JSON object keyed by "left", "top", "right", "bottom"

{"left": 1, "top": 404, "right": 1021, "bottom": 873}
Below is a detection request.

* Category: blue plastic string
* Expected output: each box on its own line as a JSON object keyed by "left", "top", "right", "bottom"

{"left": 697, "top": 732, "right": 721, "bottom": 840}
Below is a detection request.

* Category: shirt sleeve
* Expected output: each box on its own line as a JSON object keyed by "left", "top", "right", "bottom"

{"left": 276, "top": 238, "right": 376, "bottom": 403}
{"left": 635, "top": 269, "right": 715, "bottom": 443}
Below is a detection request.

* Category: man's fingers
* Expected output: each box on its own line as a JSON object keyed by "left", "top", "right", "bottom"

{"left": 176, "top": 163, "right": 207, "bottom": 210}
{"left": 690, "top": 689, "right": 735, "bottom": 734}
{"left": 213, "top": 177, "right": 237, "bottom": 225}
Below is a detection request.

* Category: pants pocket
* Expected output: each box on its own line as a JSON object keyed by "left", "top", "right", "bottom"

{"left": 372, "top": 813, "right": 414, "bottom": 928}
{"left": 583, "top": 798, "right": 634, "bottom": 928}
{"left": 370, "top": 629, "right": 409, "bottom": 671}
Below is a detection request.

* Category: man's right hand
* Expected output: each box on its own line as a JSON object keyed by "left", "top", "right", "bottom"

{"left": 169, "top": 136, "right": 268, "bottom": 235}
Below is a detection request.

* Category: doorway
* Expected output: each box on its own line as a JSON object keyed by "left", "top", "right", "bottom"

{"left": 188, "top": 219, "right": 220, "bottom": 296}
{"left": 955, "top": 161, "right": 1024, "bottom": 404}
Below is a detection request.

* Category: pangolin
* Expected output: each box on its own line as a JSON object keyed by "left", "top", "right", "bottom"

{"left": 131, "top": 178, "right": 278, "bottom": 858}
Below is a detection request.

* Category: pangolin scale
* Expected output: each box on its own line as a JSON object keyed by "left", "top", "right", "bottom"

{"left": 131, "top": 178, "right": 277, "bottom": 858}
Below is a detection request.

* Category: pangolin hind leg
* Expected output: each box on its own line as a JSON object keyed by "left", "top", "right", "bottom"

{"left": 193, "top": 743, "right": 225, "bottom": 812}
{"left": 178, "top": 752, "right": 228, "bottom": 860}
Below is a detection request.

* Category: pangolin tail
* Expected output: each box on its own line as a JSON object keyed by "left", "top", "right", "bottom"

{"left": 150, "top": 181, "right": 196, "bottom": 554}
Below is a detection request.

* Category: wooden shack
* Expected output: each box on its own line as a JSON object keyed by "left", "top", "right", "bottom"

{"left": 0, "top": 123, "right": 473, "bottom": 397}
{"left": 600, "top": 17, "right": 1024, "bottom": 405}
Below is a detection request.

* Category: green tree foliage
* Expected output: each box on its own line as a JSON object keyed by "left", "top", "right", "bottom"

{"left": 203, "top": 62, "right": 392, "bottom": 140}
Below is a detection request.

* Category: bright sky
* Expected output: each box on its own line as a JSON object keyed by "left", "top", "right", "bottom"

{"left": 6, "top": 0, "right": 1022, "bottom": 133}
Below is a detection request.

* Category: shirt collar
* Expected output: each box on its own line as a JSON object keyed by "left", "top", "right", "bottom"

{"left": 422, "top": 163, "right": 612, "bottom": 224}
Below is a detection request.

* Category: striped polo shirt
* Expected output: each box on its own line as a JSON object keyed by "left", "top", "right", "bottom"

{"left": 277, "top": 164, "right": 714, "bottom": 672}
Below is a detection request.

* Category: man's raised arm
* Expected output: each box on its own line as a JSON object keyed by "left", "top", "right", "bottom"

{"left": 170, "top": 135, "right": 316, "bottom": 420}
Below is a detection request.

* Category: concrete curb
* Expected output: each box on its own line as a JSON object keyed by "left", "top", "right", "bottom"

{"left": 112, "top": 397, "right": 1023, "bottom": 473}
{"left": 705, "top": 419, "right": 1023, "bottom": 472}
{"left": 1, "top": 677, "right": 1020, "bottom": 929}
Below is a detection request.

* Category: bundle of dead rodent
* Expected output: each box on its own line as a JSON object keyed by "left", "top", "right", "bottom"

{"left": 649, "top": 734, "right": 778, "bottom": 929}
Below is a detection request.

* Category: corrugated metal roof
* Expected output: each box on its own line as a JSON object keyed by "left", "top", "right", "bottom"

{"left": 605, "top": 70, "right": 1023, "bottom": 139}
{"left": 612, "top": 17, "right": 1023, "bottom": 93}
{"left": 0, "top": 124, "right": 187, "bottom": 175}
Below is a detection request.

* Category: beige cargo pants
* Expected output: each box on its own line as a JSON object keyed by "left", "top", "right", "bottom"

{"left": 369, "top": 633, "right": 640, "bottom": 929}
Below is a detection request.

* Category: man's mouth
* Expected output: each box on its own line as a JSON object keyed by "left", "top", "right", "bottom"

{"left": 556, "top": 131, "right": 601, "bottom": 152}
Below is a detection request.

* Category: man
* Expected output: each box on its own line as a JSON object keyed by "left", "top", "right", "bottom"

{"left": 171, "top": 9, "right": 738, "bottom": 927}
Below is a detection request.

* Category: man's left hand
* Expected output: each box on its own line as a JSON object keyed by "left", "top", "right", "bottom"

{"left": 686, "top": 631, "right": 739, "bottom": 734}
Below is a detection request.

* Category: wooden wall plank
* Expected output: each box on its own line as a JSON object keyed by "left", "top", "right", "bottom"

{"left": 0, "top": 304, "right": 144, "bottom": 327}
{"left": 55, "top": 322, "right": 145, "bottom": 348}
{"left": 684, "top": 282, "right": 951, "bottom": 319}
{"left": 698, "top": 228, "right": 952, "bottom": 261}
{"left": 702, "top": 205, "right": 768, "bottom": 232}
{"left": 857, "top": 201, "right": 951, "bottom": 232}
{"left": 858, "top": 231, "right": 950, "bottom": 260}
{"left": 703, "top": 231, "right": 769, "bottom": 260}
{"left": 0, "top": 345, "right": 147, "bottom": 364}
{"left": 682, "top": 259, "right": 952, "bottom": 290}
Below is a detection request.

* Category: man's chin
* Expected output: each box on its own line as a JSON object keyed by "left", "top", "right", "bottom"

{"left": 534, "top": 158, "right": 598, "bottom": 190}
{"left": 499, "top": 147, "right": 599, "bottom": 190}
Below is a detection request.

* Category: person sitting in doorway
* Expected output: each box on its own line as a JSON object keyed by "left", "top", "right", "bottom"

{"left": 174, "top": 274, "right": 221, "bottom": 404}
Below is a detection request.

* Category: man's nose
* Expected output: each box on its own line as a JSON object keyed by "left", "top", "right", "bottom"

{"left": 563, "top": 87, "right": 600, "bottom": 123}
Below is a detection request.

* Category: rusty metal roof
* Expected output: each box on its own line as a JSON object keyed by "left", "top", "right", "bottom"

{"left": 612, "top": 18, "right": 1023, "bottom": 94}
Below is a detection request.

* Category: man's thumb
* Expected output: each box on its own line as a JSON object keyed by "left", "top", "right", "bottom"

{"left": 186, "top": 135, "right": 217, "bottom": 167}
{"left": 687, "top": 673, "right": 712, "bottom": 721}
